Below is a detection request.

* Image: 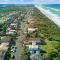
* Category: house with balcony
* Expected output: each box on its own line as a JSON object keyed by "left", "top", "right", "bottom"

{"left": 28, "top": 42, "right": 40, "bottom": 54}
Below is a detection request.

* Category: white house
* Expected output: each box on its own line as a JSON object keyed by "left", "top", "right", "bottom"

{"left": 28, "top": 28, "right": 38, "bottom": 34}
{"left": 6, "top": 29, "right": 16, "bottom": 35}
{"left": 6, "top": 30, "right": 16, "bottom": 35}
{"left": 10, "top": 23, "right": 17, "bottom": 30}
{"left": 10, "top": 23, "right": 16, "bottom": 27}
{"left": 28, "top": 42, "right": 39, "bottom": 54}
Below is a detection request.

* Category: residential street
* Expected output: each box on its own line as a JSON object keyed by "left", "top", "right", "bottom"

{"left": 10, "top": 9, "right": 33, "bottom": 60}
{"left": 12, "top": 21, "right": 24, "bottom": 60}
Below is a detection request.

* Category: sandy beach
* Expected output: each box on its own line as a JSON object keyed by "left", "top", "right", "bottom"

{"left": 35, "top": 5, "right": 60, "bottom": 27}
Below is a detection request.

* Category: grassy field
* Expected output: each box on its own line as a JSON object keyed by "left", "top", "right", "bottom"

{"left": 32, "top": 7, "right": 60, "bottom": 60}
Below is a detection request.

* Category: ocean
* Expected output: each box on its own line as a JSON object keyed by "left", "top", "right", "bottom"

{"left": 42, "top": 4, "right": 60, "bottom": 16}
{"left": 35, "top": 4, "right": 60, "bottom": 27}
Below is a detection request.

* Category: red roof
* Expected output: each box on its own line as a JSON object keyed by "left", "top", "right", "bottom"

{"left": 2, "top": 36, "right": 10, "bottom": 43}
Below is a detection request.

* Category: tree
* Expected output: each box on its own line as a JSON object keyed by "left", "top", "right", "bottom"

{"left": 0, "top": 36, "right": 1, "bottom": 44}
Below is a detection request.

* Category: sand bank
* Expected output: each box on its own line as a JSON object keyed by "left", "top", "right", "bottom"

{"left": 35, "top": 5, "right": 60, "bottom": 27}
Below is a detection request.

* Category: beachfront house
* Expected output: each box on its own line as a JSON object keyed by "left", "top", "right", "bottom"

{"left": 28, "top": 42, "right": 40, "bottom": 54}
{"left": 28, "top": 28, "right": 38, "bottom": 34}
{"left": 28, "top": 38, "right": 41, "bottom": 45}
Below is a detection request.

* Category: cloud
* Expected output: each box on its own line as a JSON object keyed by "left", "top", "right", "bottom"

{"left": 0, "top": 0, "right": 24, "bottom": 4}
{"left": 34, "top": 0, "right": 60, "bottom": 4}
{"left": 0, "top": 0, "right": 34, "bottom": 4}
{"left": 0, "top": 0, "right": 60, "bottom": 4}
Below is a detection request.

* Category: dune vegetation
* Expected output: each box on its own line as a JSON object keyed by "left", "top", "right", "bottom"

{"left": 32, "top": 7, "right": 60, "bottom": 60}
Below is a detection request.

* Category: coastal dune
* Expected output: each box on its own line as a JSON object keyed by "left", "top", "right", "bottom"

{"left": 35, "top": 5, "right": 60, "bottom": 27}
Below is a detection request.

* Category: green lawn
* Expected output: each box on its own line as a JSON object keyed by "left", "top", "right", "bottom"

{"left": 40, "top": 39, "right": 59, "bottom": 53}
{"left": 32, "top": 7, "right": 60, "bottom": 60}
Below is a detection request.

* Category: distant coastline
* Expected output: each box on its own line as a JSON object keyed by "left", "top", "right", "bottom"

{"left": 35, "top": 5, "right": 60, "bottom": 27}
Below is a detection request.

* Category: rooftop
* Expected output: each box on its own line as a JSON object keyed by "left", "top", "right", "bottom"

{"left": 28, "top": 38, "right": 41, "bottom": 43}
{"left": 10, "top": 23, "right": 16, "bottom": 26}
{"left": 28, "top": 28, "right": 38, "bottom": 32}
{"left": 0, "top": 43, "right": 9, "bottom": 51}
{"left": 1, "top": 36, "right": 10, "bottom": 43}
{"left": 29, "top": 44, "right": 39, "bottom": 51}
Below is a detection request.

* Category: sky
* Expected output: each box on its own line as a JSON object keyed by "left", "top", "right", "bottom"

{"left": 0, "top": 0, "right": 60, "bottom": 4}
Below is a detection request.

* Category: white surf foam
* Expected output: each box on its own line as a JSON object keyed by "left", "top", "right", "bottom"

{"left": 45, "top": 7, "right": 60, "bottom": 12}
{"left": 35, "top": 5, "right": 60, "bottom": 27}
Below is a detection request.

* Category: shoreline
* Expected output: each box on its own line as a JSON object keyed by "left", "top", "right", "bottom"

{"left": 35, "top": 5, "right": 60, "bottom": 27}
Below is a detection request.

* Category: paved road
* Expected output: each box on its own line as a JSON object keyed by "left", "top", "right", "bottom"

{"left": 14, "top": 21, "right": 24, "bottom": 60}
{"left": 10, "top": 20, "right": 24, "bottom": 60}
{"left": 11, "top": 9, "right": 33, "bottom": 60}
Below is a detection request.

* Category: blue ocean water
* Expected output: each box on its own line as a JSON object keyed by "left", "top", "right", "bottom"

{"left": 35, "top": 4, "right": 60, "bottom": 27}
{"left": 42, "top": 4, "right": 60, "bottom": 16}
{"left": 43, "top": 4, "right": 60, "bottom": 9}
{"left": 0, "top": 4, "right": 60, "bottom": 17}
